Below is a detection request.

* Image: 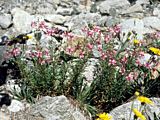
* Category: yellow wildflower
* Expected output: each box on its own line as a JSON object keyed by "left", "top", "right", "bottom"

{"left": 135, "top": 91, "right": 140, "bottom": 96}
{"left": 133, "top": 39, "right": 140, "bottom": 44}
{"left": 132, "top": 108, "right": 146, "bottom": 120}
{"left": 96, "top": 113, "right": 112, "bottom": 120}
{"left": 27, "top": 35, "right": 33, "bottom": 39}
{"left": 137, "top": 96, "right": 154, "bottom": 105}
{"left": 149, "top": 47, "right": 160, "bottom": 55}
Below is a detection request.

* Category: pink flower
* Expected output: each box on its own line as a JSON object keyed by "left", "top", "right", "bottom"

{"left": 66, "top": 47, "right": 75, "bottom": 54}
{"left": 79, "top": 50, "right": 85, "bottom": 58}
{"left": 46, "top": 28, "right": 55, "bottom": 36}
{"left": 96, "top": 39, "right": 101, "bottom": 45}
{"left": 119, "top": 67, "right": 126, "bottom": 75}
{"left": 36, "top": 51, "right": 43, "bottom": 58}
{"left": 64, "top": 32, "right": 74, "bottom": 39}
{"left": 38, "top": 21, "right": 47, "bottom": 29}
{"left": 126, "top": 72, "right": 134, "bottom": 81}
{"left": 144, "top": 62, "right": 152, "bottom": 69}
{"left": 97, "top": 44, "right": 102, "bottom": 52}
{"left": 11, "top": 48, "right": 21, "bottom": 56}
{"left": 43, "top": 49, "right": 49, "bottom": 56}
{"left": 113, "top": 25, "right": 121, "bottom": 34}
{"left": 87, "top": 30, "right": 94, "bottom": 37}
{"left": 135, "top": 59, "right": 142, "bottom": 66}
{"left": 31, "top": 21, "right": 37, "bottom": 28}
{"left": 139, "top": 51, "right": 145, "bottom": 57}
{"left": 121, "top": 56, "right": 128, "bottom": 64}
{"left": 104, "top": 35, "right": 110, "bottom": 44}
{"left": 40, "top": 60, "right": 46, "bottom": 65}
{"left": 81, "top": 26, "right": 88, "bottom": 32}
{"left": 109, "top": 59, "right": 116, "bottom": 65}
{"left": 86, "top": 43, "right": 93, "bottom": 51}
{"left": 93, "top": 26, "right": 101, "bottom": 33}
{"left": 101, "top": 52, "right": 107, "bottom": 60}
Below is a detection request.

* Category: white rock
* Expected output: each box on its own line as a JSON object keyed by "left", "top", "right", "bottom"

{"left": 16, "top": 95, "right": 88, "bottom": 120}
{"left": 136, "top": 0, "right": 150, "bottom": 4}
{"left": 110, "top": 98, "right": 160, "bottom": 120}
{"left": 122, "top": 3, "right": 143, "bottom": 14}
{"left": 120, "top": 18, "right": 144, "bottom": 40}
{"left": 153, "top": 8, "right": 160, "bottom": 17}
{"left": 143, "top": 17, "right": 160, "bottom": 31}
{"left": 0, "top": 14, "right": 12, "bottom": 29}
{"left": 44, "top": 14, "right": 66, "bottom": 24}
{"left": 11, "top": 8, "right": 34, "bottom": 33}
{"left": 8, "top": 100, "right": 25, "bottom": 113}
{"left": 99, "top": 0, "right": 130, "bottom": 14}
{"left": 56, "top": 7, "right": 73, "bottom": 16}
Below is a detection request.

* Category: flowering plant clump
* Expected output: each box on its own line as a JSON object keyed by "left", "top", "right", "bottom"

{"left": 4, "top": 20, "right": 160, "bottom": 118}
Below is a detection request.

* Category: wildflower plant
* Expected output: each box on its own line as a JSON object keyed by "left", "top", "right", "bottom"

{"left": 5, "top": 20, "right": 160, "bottom": 118}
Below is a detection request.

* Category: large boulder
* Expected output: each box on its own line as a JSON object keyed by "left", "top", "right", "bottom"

{"left": 110, "top": 98, "right": 160, "bottom": 120}
{"left": 44, "top": 14, "right": 67, "bottom": 24}
{"left": 15, "top": 95, "right": 88, "bottom": 120}
{"left": 143, "top": 17, "right": 160, "bottom": 31}
{"left": 99, "top": 0, "right": 130, "bottom": 15}
{"left": 0, "top": 14, "right": 12, "bottom": 29}
{"left": 11, "top": 8, "right": 34, "bottom": 33}
{"left": 65, "top": 13, "right": 101, "bottom": 34}
{"left": 120, "top": 18, "right": 155, "bottom": 40}
{"left": 120, "top": 18, "right": 145, "bottom": 40}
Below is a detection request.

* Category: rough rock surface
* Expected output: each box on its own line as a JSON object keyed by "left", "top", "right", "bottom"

{"left": 15, "top": 95, "right": 88, "bottom": 120}
{"left": 99, "top": 0, "right": 130, "bottom": 14}
{"left": 110, "top": 98, "right": 160, "bottom": 120}
{"left": 0, "top": 14, "right": 12, "bottom": 29}
{"left": 11, "top": 7, "right": 34, "bottom": 33}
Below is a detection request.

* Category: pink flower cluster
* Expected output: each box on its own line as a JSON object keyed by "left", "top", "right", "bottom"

{"left": 4, "top": 47, "right": 21, "bottom": 60}
{"left": 25, "top": 48, "right": 51, "bottom": 65}
{"left": 31, "top": 21, "right": 65, "bottom": 37}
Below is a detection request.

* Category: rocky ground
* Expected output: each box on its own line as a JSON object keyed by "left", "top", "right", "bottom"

{"left": 0, "top": 0, "right": 160, "bottom": 120}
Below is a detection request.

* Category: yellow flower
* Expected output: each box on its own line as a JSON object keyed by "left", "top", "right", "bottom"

{"left": 149, "top": 47, "right": 160, "bottom": 55}
{"left": 137, "top": 96, "right": 154, "bottom": 105}
{"left": 132, "top": 108, "right": 146, "bottom": 120}
{"left": 135, "top": 91, "right": 140, "bottom": 96}
{"left": 133, "top": 39, "right": 140, "bottom": 44}
{"left": 27, "top": 35, "right": 33, "bottom": 39}
{"left": 96, "top": 113, "right": 112, "bottom": 120}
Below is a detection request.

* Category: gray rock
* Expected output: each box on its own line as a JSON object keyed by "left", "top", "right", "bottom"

{"left": 110, "top": 98, "right": 160, "bottom": 120}
{"left": 136, "top": 0, "right": 150, "bottom": 5}
{"left": 121, "top": 3, "right": 143, "bottom": 14}
{"left": 99, "top": 0, "right": 130, "bottom": 14}
{"left": 105, "top": 17, "right": 120, "bottom": 27}
{"left": 97, "top": 16, "right": 108, "bottom": 27}
{"left": 56, "top": 7, "right": 73, "bottom": 16}
{"left": 120, "top": 18, "right": 145, "bottom": 40}
{"left": 36, "top": 2, "right": 56, "bottom": 14}
{"left": 8, "top": 100, "right": 25, "bottom": 113}
{"left": 65, "top": 13, "right": 101, "bottom": 34}
{"left": 153, "top": 8, "right": 160, "bottom": 17}
{"left": 44, "top": 14, "right": 67, "bottom": 24}
{"left": 0, "top": 14, "right": 12, "bottom": 29}
{"left": 47, "top": 0, "right": 60, "bottom": 5}
{"left": 143, "top": 17, "right": 160, "bottom": 31}
{"left": 15, "top": 95, "right": 88, "bottom": 120}
{"left": 11, "top": 7, "right": 34, "bottom": 33}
